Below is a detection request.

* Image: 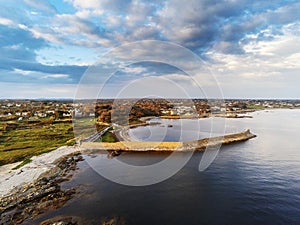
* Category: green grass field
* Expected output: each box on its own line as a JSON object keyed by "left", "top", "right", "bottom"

{"left": 98, "top": 131, "right": 118, "bottom": 143}
{"left": 0, "top": 117, "right": 115, "bottom": 167}
{"left": 0, "top": 121, "right": 75, "bottom": 166}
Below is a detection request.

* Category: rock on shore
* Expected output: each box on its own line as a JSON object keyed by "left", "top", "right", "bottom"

{"left": 0, "top": 146, "right": 83, "bottom": 197}
{"left": 0, "top": 153, "right": 83, "bottom": 225}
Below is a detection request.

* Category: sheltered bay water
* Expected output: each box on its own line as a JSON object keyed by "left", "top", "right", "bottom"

{"left": 27, "top": 109, "right": 300, "bottom": 224}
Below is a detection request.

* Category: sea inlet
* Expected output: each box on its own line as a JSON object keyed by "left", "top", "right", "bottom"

{"left": 28, "top": 109, "right": 300, "bottom": 225}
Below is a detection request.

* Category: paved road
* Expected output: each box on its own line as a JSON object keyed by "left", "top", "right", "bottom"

{"left": 83, "top": 125, "right": 112, "bottom": 142}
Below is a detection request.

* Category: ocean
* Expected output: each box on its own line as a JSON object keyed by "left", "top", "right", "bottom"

{"left": 29, "top": 109, "right": 300, "bottom": 224}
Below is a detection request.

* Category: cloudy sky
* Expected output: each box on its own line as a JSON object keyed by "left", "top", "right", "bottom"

{"left": 1, "top": 0, "right": 300, "bottom": 99}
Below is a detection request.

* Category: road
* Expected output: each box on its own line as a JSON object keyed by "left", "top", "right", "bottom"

{"left": 83, "top": 125, "right": 112, "bottom": 142}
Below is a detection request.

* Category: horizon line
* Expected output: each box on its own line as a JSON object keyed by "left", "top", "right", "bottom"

{"left": 1, "top": 97, "right": 300, "bottom": 101}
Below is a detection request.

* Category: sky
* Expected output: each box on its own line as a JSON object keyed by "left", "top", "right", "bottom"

{"left": 1, "top": 0, "right": 300, "bottom": 99}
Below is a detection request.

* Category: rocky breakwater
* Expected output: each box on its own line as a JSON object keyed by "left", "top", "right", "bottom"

{"left": 182, "top": 129, "right": 257, "bottom": 150}
{"left": 0, "top": 153, "right": 83, "bottom": 225}
{"left": 82, "top": 129, "right": 257, "bottom": 152}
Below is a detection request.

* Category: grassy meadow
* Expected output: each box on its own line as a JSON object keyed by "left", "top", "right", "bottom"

{"left": 0, "top": 120, "right": 75, "bottom": 166}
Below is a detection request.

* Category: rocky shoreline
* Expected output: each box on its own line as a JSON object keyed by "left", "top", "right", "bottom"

{"left": 0, "top": 153, "right": 83, "bottom": 225}
{"left": 0, "top": 150, "right": 129, "bottom": 225}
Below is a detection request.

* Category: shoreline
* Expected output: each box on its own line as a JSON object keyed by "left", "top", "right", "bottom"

{"left": 0, "top": 111, "right": 259, "bottom": 224}
{"left": 0, "top": 152, "right": 84, "bottom": 224}
{"left": 0, "top": 146, "right": 83, "bottom": 198}
{"left": 0, "top": 129, "right": 256, "bottom": 199}
{"left": 0, "top": 129, "right": 256, "bottom": 224}
{"left": 83, "top": 129, "right": 257, "bottom": 152}
{"left": 0, "top": 107, "right": 269, "bottom": 199}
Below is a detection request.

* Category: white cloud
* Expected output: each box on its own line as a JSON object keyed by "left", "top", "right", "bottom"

{"left": 121, "top": 66, "right": 147, "bottom": 74}
{"left": 29, "top": 27, "right": 62, "bottom": 43}
{"left": 207, "top": 22, "right": 300, "bottom": 81}
{"left": 8, "top": 44, "right": 21, "bottom": 50}
{"left": 13, "top": 68, "right": 69, "bottom": 81}
{"left": 244, "top": 24, "right": 300, "bottom": 58}
{"left": 18, "top": 23, "right": 62, "bottom": 43}
{"left": 239, "top": 71, "right": 281, "bottom": 79}
{"left": 75, "top": 9, "right": 92, "bottom": 19}
{"left": 13, "top": 68, "right": 33, "bottom": 76}
{"left": 52, "top": 14, "right": 113, "bottom": 47}
{"left": 65, "top": 0, "right": 130, "bottom": 14}
{"left": 161, "top": 73, "right": 193, "bottom": 82}
{"left": 62, "top": 0, "right": 159, "bottom": 46}
{"left": 2, "top": 0, "right": 300, "bottom": 99}
{"left": 105, "top": 15, "right": 122, "bottom": 28}
{"left": 18, "top": 24, "right": 27, "bottom": 29}
{"left": 24, "top": 0, "right": 56, "bottom": 14}
{"left": 0, "top": 17, "right": 14, "bottom": 26}
{"left": 285, "top": 53, "right": 300, "bottom": 69}
{"left": 41, "top": 74, "right": 69, "bottom": 79}
{"left": 65, "top": 0, "right": 103, "bottom": 10}
{"left": 200, "top": 21, "right": 300, "bottom": 98}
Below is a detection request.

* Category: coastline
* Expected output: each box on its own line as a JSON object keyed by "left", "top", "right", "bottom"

{"left": 0, "top": 129, "right": 256, "bottom": 199}
{"left": 0, "top": 130, "right": 256, "bottom": 224}
{"left": 0, "top": 146, "right": 83, "bottom": 198}
{"left": 0, "top": 151, "right": 84, "bottom": 224}
{"left": 83, "top": 129, "right": 256, "bottom": 152}
{"left": 3, "top": 108, "right": 295, "bottom": 200}
{"left": 0, "top": 112, "right": 259, "bottom": 224}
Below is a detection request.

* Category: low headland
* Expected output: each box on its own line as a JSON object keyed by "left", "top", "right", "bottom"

{"left": 82, "top": 129, "right": 256, "bottom": 152}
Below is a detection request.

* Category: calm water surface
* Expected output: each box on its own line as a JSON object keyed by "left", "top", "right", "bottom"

{"left": 29, "top": 109, "right": 300, "bottom": 224}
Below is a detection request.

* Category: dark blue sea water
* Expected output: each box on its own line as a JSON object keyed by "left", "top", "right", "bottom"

{"left": 29, "top": 109, "right": 300, "bottom": 224}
